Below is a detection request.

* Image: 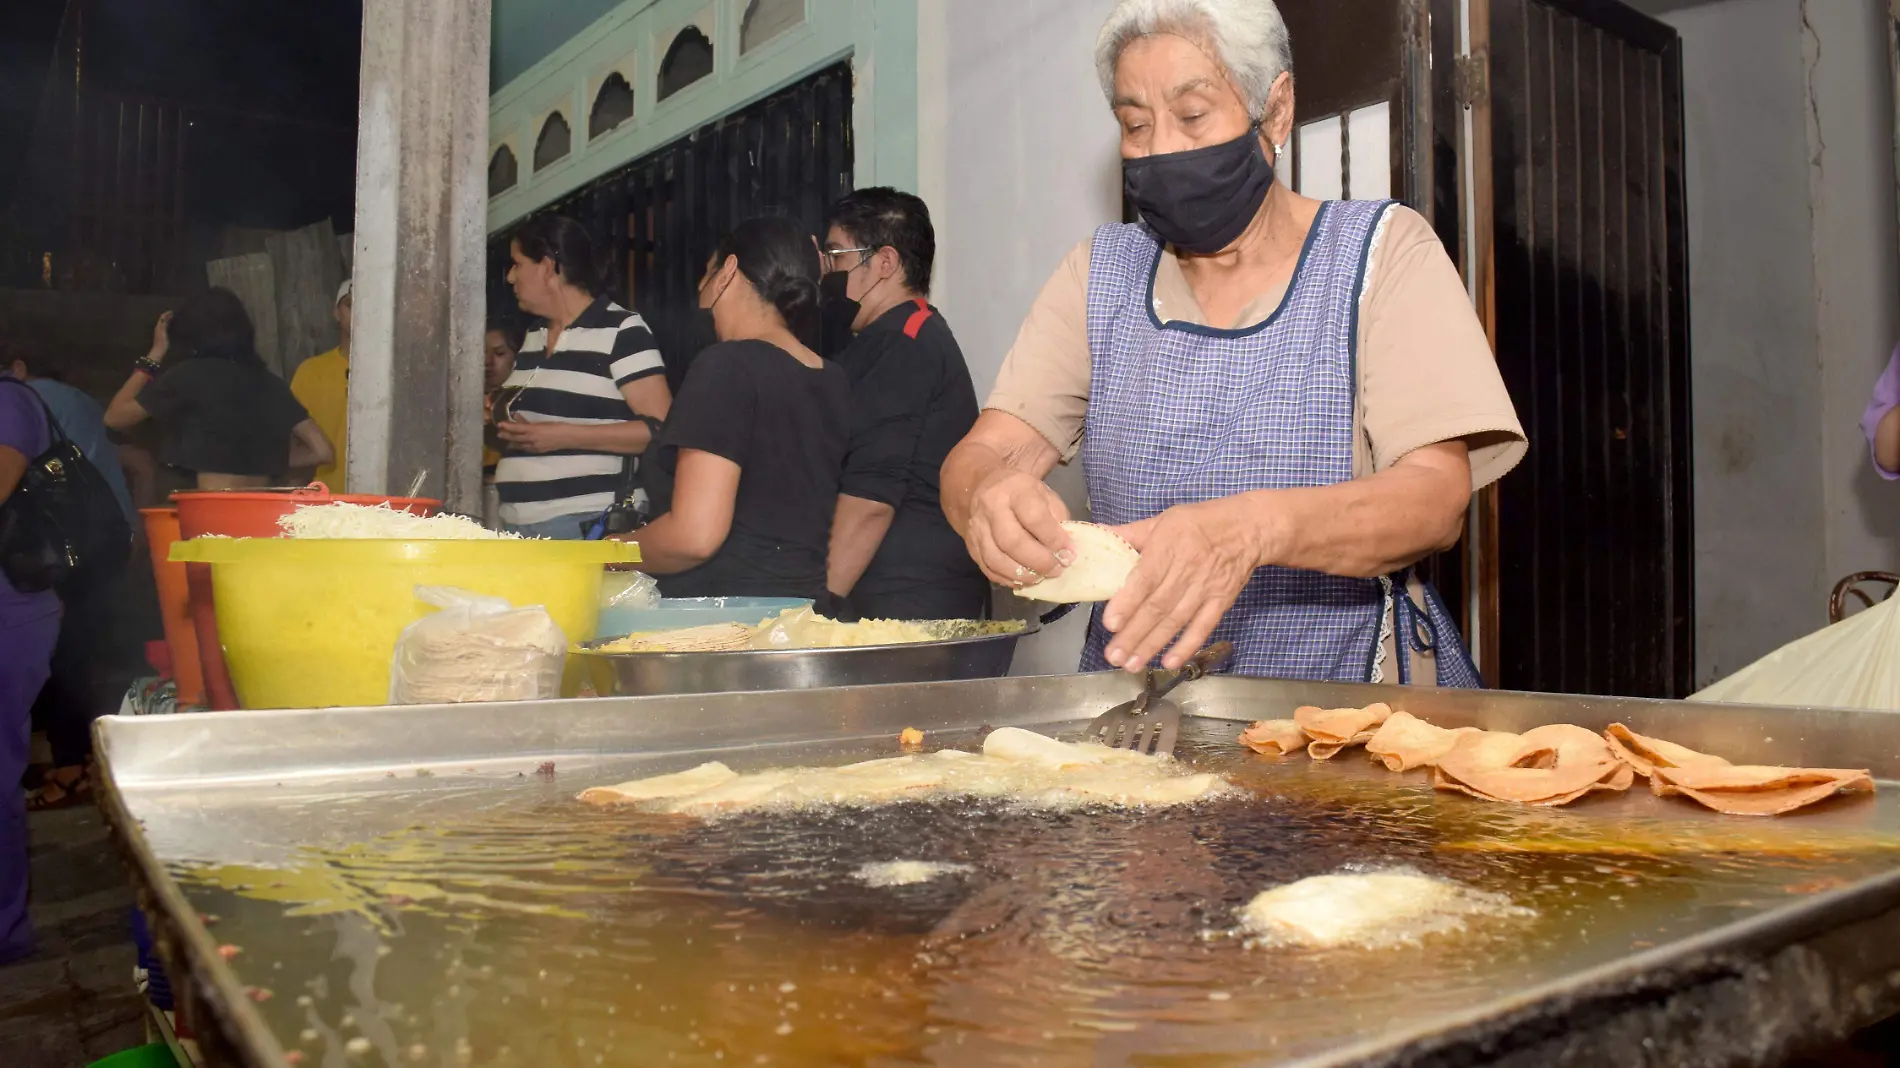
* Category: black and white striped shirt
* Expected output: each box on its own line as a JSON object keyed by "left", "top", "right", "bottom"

{"left": 495, "top": 296, "right": 664, "bottom": 526}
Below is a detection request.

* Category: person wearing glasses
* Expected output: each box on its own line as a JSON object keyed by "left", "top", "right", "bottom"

{"left": 819, "top": 188, "right": 989, "bottom": 621}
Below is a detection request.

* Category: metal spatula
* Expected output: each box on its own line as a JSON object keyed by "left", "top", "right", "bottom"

{"left": 1082, "top": 642, "right": 1234, "bottom": 755}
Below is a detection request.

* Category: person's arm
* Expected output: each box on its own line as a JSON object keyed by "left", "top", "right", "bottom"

{"left": 827, "top": 334, "right": 933, "bottom": 597}
{"left": 106, "top": 311, "right": 171, "bottom": 431}
{"left": 0, "top": 445, "right": 26, "bottom": 507}
{"left": 1099, "top": 440, "right": 1471, "bottom": 672}
{"left": 1877, "top": 407, "right": 1900, "bottom": 476}
{"left": 105, "top": 371, "right": 159, "bottom": 432}
{"left": 1863, "top": 344, "right": 1900, "bottom": 479}
{"left": 624, "top": 448, "right": 738, "bottom": 572}
{"left": 939, "top": 243, "right": 1094, "bottom": 586}
{"left": 287, "top": 419, "right": 334, "bottom": 470}
{"left": 828, "top": 495, "right": 896, "bottom": 597}
{"left": 495, "top": 377, "right": 674, "bottom": 455}
{"left": 941, "top": 410, "right": 1074, "bottom": 586}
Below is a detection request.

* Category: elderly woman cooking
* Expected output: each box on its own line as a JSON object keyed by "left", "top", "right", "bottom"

{"left": 942, "top": 0, "right": 1526, "bottom": 684}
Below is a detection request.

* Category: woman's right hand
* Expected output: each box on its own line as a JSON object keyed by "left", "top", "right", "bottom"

{"left": 149, "top": 311, "right": 172, "bottom": 363}
{"left": 963, "top": 466, "right": 1075, "bottom": 588}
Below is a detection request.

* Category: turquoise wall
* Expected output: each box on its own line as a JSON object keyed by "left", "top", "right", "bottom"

{"left": 491, "top": 0, "right": 629, "bottom": 88}
{"left": 488, "top": 0, "right": 920, "bottom": 231}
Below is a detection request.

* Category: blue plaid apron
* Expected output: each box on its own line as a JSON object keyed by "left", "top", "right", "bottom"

{"left": 1079, "top": 200, "right": 1482, "bottom": 687}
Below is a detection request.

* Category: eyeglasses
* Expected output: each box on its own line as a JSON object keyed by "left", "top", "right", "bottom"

{"left": 821, "top": 246, "right": 874, "bottom": 273}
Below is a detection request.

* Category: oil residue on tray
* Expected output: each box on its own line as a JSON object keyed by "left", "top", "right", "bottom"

{"left": 168, "top": 721, "right": 1900, "bottom": 1068}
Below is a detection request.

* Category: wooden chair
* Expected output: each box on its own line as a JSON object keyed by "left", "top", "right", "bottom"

{"left": 1829, "top": 571, "right": 1900, "bottom": 624}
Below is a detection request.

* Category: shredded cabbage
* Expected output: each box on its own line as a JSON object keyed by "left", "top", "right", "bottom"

{"left": 278, "top": 501, "right": 520, "bottom": 540}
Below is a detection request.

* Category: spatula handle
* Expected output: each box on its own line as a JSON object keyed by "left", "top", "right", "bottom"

{"left": 1149, "top": 641, "right": 1234, "bottom": 701}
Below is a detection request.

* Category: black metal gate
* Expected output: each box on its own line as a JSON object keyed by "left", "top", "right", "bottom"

{"left": 1488, "top": 0, "right": 1693, "bottom": 697}
{"left": 488, "top": 62, "right": 854, "bottom": 388}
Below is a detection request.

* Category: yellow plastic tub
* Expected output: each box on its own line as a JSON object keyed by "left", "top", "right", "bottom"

{"left": 170, "top": 538, "right": 640, "bottom": 709}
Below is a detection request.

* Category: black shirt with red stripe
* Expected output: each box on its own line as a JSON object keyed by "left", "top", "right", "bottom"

{"left": 833, "top": 297, "right": 988, "bottom": 620}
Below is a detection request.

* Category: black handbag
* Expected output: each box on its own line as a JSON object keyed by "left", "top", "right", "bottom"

{"left": 0, "top": 377, "right": 132, "bottom": 593}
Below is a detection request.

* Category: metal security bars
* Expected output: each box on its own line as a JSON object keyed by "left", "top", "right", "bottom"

{"left": 489, "top": 62, "right": 853, "bottom": 389}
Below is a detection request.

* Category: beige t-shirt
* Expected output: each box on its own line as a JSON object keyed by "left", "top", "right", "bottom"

{"left": 986, "top": 204, "right": 1527, "bottom": 488}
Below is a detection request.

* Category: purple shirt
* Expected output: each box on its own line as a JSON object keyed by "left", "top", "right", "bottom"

{"left": 0, "top": 375, "right": 60, "bottom": 624}
{"left": 1862, "top": 344, "right": 1900, "bottom": 481}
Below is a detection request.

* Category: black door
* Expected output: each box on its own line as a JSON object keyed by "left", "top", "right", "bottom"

{"left": 489, "top": 62, "right": 854, "bottom": 389}
{"left": 1487, "top": 0, "right": 1693, "bottom": 697}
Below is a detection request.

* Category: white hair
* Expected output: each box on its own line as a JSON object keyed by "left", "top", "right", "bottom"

{"left": 1095, "top": 0, "right": 1293, "bottom": 119}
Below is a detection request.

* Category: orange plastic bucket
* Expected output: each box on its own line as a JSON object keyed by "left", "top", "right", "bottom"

{"left": 171, "top": 483, "right": 441, "bottom": 539}
{"left": 171, "top": 484, "right": 441, "bottom": 710}
{"left": 139, "top": 508, "right": 204, "bottom": 707}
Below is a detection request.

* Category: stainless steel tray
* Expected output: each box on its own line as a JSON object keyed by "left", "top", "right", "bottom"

{"left": 568, "top": 620, "right": 1037, "bottom": 696}
{"left": 94, "top": 675, "right": 1900, "bottom": 1067}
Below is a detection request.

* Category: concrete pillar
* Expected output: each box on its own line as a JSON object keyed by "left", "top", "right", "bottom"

{"left": 345, "top": 0, "right": 490, "bottom": 511}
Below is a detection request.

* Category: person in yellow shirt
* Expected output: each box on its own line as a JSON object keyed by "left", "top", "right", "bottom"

{"left": 291, "top": 279, "right": 351, "bottom": 488}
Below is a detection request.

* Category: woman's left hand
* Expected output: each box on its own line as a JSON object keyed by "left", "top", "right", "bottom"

{"left": 1102, "top": 498, "right": 1268, "bottom": 672}
{"left": 495, "top": 420, "right": 569, "bottom": 454}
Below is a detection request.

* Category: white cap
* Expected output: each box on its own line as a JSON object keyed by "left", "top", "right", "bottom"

{"left": 336, "top": 278, "right": 352, "bottom": 305}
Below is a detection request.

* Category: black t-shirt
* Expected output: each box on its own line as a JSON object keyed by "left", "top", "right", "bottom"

{"left": 834, "top": 299, "right": 987, "bottom": 618}
{"left": 137, "top": 355, "right": 310, "bottom": 477}
{"left": 644, "top": 339, "right": 851, "bottom": 600}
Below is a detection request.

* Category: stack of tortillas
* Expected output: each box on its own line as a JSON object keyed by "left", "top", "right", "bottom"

{"left": 595, "top": 622, "right": 754, "bottom": 653}
{"left": 1013, "top": 522, "right": 1139, "bottom": 603}
{"left": 1237, "top": 708, "right": 1874, "bottom": 815}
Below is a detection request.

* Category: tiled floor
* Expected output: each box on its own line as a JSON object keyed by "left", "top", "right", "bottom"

{"left": 0, "top": 803, "right": 147, "bottom": 1068}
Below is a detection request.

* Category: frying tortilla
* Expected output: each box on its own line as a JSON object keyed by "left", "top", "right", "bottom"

{"left": 1604, "top": 723, "right": 1874, "bottom": 816}
{"left": 575, "top": 729, "right": 1232, "bottom": 817}
{"left": 1012, "top": 522, "right": 1139, "bottom": 603}
{"left": 1237, "top": 719, "right": 1307, "bottom": 756}
{"left": 1432, "top": 724, "right": 1632, "bottom": 806}
{"left": 1602, "top": 723, "right": 1724, "bottom": 777}
{"left": 1364, "top": 711, "right": 1477, "bottom": 772}
{"left": 853, "top": 860, "right": 973, "bottom": 888}
{"left": 1238, "top": 869, "right": 1532, "bottom": 950}
{"left": 578, "top": 762, "right": 738, "bottom": 805}
{"left": 1294, "top": 703, "right": 1394, "bottom": 760}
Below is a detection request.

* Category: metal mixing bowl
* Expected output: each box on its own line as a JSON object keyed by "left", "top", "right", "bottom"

{"left": 569, "top": 619, "right": 1038, "bottom": 696}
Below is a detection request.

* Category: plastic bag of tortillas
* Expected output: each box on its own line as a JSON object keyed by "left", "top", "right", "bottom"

{"left": 600, "top": 569, "right": 660, "bottom": 610}
{"left": 389, "top": 586, "right": 567, "bottom": 704}
{"left": 1691, "top": 594, "right": 1900, "bottom": 710}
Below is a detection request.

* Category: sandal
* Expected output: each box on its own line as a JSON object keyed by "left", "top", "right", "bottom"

{"left": 25, "top": 771, "right": 92, "bottom": 812}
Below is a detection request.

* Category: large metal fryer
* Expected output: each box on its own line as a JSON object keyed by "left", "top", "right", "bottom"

{"left": 94, "top": 675, "right": 1900, "bottom": 1067}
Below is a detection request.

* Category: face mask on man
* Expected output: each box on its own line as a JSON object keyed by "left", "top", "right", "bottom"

{"left": 1121, "top": 126, "right": 1275, "bottom": 255}
{"left": 818, "top": 267, "right": 862, "bottom": 358}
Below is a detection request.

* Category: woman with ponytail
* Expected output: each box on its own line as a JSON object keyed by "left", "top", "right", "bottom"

{"left": 619, "top": 216, "right": 850, "bottom": 601}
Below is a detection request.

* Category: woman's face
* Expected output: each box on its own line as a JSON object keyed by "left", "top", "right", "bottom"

{"left": 506, "top": 241, "right": 558, "bottom": 318}
{"left": 483, "top": 330, "right": 517, "bottom": 391}
{"left": 1112, "top": 33, "right": 1255, "bottom": 159}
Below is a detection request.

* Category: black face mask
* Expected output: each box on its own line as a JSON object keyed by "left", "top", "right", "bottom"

{"left": 818, "top": 269, "right": 860, "bottom": 358}
{"left": 686, "top": 308, "right": 720, "bottom": 358}
{"left": 1122, "top": 127, "right": 1275, "bottom": 254}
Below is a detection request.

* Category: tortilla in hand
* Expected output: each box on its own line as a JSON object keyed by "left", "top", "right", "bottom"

{"left": 1012, "top": 522, "right": 1139, "bottom": 603}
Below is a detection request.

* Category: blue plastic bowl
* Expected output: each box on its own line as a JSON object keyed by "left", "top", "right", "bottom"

{"left": 597, "top": 597, "right": 812, "bottom": 639}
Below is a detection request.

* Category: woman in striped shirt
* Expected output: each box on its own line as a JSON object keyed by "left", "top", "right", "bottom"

{"left": 495, "top": 215, "right": 672, "bottom": 538}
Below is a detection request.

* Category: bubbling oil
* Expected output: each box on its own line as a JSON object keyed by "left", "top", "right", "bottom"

{"left": 171, "top": 721, "right": 1900, "bottom": 1067}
